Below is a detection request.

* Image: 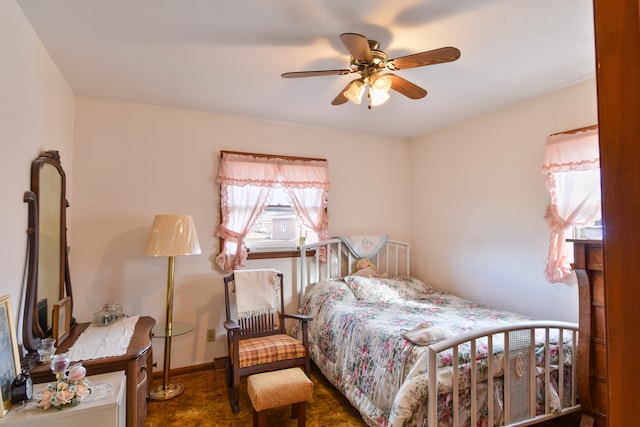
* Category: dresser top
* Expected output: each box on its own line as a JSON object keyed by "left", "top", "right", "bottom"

{"left": 0, "top": 371, "right": 125, "bottom": 424}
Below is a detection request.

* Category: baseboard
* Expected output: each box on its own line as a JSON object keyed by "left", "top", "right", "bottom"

{"left": 152, "top": 358, "right": 228, "bottom": 380}
{"left": 213, "top": 356, "right": 227, "bottom": 371}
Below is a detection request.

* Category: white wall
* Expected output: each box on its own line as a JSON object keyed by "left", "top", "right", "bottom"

{"left": 71, "top": 96, "right": 410, "bottom": 369}
{"left": 3, "top": 0, "right": 596, "bottom": 374}
{"left": 409, "top": 79, "right": 598, "bottom": 322}
{"left": 0, "top": 1, "right": 74, "bottom": 342}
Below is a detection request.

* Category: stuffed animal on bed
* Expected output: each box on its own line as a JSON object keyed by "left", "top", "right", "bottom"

{"left": 353, "top": 258, "right": 387, "bottom": 278}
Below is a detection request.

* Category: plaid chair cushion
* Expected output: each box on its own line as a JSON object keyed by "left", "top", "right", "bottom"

{"left": 237, "top": 334, "right": 306, "bottom": 368}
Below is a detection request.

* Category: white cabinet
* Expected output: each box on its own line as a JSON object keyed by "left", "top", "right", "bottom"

{"left": 0, "top": 371, "right": 126, "bottom": 427}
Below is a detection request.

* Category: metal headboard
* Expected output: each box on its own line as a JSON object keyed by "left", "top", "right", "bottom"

{"left": 299, "top": 238, "right": 410, "bottom": 303}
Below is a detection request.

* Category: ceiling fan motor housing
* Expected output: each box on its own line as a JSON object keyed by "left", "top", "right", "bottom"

{"left": 349, "top": 40, "right": 388, "bottom": 77}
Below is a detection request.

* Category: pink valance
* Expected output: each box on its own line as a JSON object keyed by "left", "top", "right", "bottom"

{"left": 542, "top": 128, "right": 600, "bottom": 173}
{"left": 217, "top": 152, "right": 330, "bottom": 189}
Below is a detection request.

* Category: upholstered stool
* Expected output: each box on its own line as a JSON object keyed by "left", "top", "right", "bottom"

{"left": 247, "top": 367, "right": 313, "bottom": 427}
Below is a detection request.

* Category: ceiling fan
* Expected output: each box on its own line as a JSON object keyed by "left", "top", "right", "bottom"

{"left": 281, "top": 33, "right": 461, "bottom": 108}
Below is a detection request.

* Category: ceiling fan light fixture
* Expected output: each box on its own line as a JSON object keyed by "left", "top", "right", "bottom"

{"left": 369, "top": 74, "right": 392, "bottom": 106}
{"left": 370, "top": 90, "right": 390, "bottom": 106}
{"left": 344, "top": 79, "right": 365, "bottom": 105}
{"left": 371, "top": 74, "right": 392, "bottom": 92}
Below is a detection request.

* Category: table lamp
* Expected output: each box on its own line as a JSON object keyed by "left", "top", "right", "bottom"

{"left": 145, "top": 214, "right": 201, "bottom": 400}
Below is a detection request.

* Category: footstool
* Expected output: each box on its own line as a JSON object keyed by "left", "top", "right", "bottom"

{"left": 247, "top": 367, "right": 313, "bottom": 427}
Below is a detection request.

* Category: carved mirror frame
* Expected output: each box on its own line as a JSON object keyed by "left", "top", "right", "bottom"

{"left": 22, "top": 151, "right": 74, "bottom": 359}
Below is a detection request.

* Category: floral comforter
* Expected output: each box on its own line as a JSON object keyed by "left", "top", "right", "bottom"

{"left": 292, "top": 276, "right": 574, "bottom": 427}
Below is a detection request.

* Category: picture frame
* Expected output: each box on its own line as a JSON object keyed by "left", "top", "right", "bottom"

{"left": 52, "top": 296, "right": 71, "bottom": 345}
{"left": 0, "top": 295, "right": 21, "bottom": 417}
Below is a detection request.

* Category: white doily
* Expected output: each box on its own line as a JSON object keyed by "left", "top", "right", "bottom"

{"left": 67, "top": 316, "right": 140, "bottom": 361}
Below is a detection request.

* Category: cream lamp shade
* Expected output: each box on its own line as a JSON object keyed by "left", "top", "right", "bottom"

{"left": 145, "top": 214, "right": 201, "bottom": 257}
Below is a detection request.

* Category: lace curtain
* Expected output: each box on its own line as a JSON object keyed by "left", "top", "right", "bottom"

{"left": 215, "top": 152, "right": 329, "bottom": 272}
{"left": 542, "top": 128, "right": 601, "bottom": 283}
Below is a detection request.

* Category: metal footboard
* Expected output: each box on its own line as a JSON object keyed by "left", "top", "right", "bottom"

{"left": 426, "top": 321, "right": 580, "bottom": 427}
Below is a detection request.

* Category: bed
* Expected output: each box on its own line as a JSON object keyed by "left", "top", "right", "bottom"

{"left": 292, "top": 237, "right": 580, "bottom": 427}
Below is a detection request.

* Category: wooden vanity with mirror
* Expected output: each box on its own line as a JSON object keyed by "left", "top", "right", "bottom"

{"left": 21, "top": 151, "right": 155, "bottom": 427}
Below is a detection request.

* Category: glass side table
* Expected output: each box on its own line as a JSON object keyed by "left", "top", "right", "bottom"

{"left": 150, "top": 321, "right": 195, "bottom": 400}
{"left": 152, "top": 321, "right": 194, "bottom": 338}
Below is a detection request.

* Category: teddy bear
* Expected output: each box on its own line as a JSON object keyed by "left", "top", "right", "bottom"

{"left": 352, "top": 258, "right": 386, "bottom": 278}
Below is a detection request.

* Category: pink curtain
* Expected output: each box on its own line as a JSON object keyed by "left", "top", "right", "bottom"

{"left": 542, "top": 128, "right": 601, "bottom": 283}
{"left": 215, "top": 152, "right": 329, "bottom": 272}
{"left": 286, "top": 186, "right": 329, "bottom": 240}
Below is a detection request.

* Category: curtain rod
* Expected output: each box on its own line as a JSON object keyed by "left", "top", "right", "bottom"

{"left": 549, "top": 124, "right": 598, "bottom": 137}
{"left": 220, "top": 150, "right": 326, "bottom": 162}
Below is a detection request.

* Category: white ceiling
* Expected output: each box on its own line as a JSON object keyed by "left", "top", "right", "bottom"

{"left": 16, "top": 0, "right": 596, "bottom": 140}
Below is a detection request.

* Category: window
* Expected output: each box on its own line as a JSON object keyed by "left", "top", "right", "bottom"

{"left": 215, "top": 151, "right": 329, "bottom": 273}
{"left": 244, "top": 187, "right": 314, "bottom": 252}
{"left": 542, "top": 126, "right": 601, "bottom": 283}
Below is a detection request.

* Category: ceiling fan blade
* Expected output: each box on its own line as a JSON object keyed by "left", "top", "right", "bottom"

{"left": 331, "top": 80, "right": 357, "bottom": 105}
{"left": 340, "top": 33, "right": 373, "bottom": 62}
{"left": 389, "top": 47, "right": 461, "bottom": 70}
{"left": 281, "top": 69, "right": 351, "bottom": 78}
{"left": 388, "top": 74, "right": 427, "bottom": 99}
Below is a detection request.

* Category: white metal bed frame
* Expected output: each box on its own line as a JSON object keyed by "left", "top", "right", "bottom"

{"left": 426, "top": 321, "right": 579, "bottom": 426}
{"left": 299, "top": 237, "right": 410, "bottom": 295}
{"left": 299, "top": 238, "right": 580, "bottom": 427}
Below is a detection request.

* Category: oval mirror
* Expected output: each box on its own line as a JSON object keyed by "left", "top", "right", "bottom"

{"left": 22, "top": 151, "right": 74, "bottom": 362}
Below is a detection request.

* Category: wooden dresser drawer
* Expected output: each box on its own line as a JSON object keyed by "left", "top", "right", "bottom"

{"left": 570, "top": 239, "right": 607, "bottom": 427}
{"left": 591, "top": 306, "right": 606, "bottom": 341}
{"left": 585, "top": 245, "right": 603, "bottom": 269}
{"left": 592, "top": 341, "right": 607, "bottom": 379}
{"left": 591, "top": 378, "right": 608, "bottom": 415}
{"left": 135, "top": 347, "right": 152, "bottom": 427}
{"left": 591, "top": 271, "right": 605, "bottom": 306}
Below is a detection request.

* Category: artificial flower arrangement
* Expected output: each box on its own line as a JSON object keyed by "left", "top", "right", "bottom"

{"left": 37, "top": 363, "right": 92, "bottom": 410}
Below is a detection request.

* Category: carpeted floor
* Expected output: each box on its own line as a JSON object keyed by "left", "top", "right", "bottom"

{"left": 144, "top": 364, "right": 365, "bottom": 427}
{"left": 144, "top": 364, "right": 582, "bottom": 427}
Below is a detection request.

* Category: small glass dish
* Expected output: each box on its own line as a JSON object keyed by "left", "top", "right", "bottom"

{"left": 37, "top": 338, "right": 56, "bottom": 363}
{"left": 92, "top": 301, "right": 124, "bottom": 327}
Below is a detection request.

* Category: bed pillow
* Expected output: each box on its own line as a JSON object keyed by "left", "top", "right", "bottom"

{"left": 402, "top": 323, "right": 456, "bottom": 345}
{"left": 391, "top": 276, "right": 440, "bottom": 299}
{"left": 305, "top": 278, "right": 357, "bottom": 303}
{"left": 343, "top": 275, "right": 434, "bottom": 302}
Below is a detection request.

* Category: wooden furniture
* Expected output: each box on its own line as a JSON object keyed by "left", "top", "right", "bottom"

{"left": 19, "top": 153, "right": 154, "bottom": 426}
{"left": 570, "top": 239, "right": 607, "bottom": 427}
{"left": 223, "top": 271, "right": 312, "bottom": 413}
{"left": 28, "top": 316, "right": 155, "bottom": 427}
{"left": 594, "top": 4, "right": 640, "bottom": 425}
{"left": 21, "top": 151, "right": 75, "bottom": 364}
{"left": 0, "top": 371, "right": 126, "bottom": 427}
{"left": 247, "top": 367, "right": 313, "bottom": 427}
